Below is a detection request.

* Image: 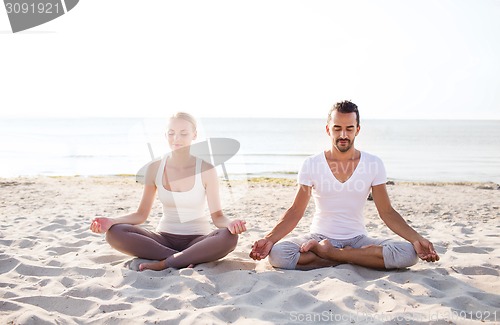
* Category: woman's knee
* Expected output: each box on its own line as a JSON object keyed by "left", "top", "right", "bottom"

{"left": 213, "top": 228, "right": 238, "bottom": 252}
{"left": 223, "top": 228, "right": 239, "bottom": 251}
{"left": 105, "top": 224, "right": 128, "bottom": 246}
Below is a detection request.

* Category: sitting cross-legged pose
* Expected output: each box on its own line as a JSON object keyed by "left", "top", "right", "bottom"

{"left": 90, "top": 112, "right": 246, "bottom": 271}
{"left": 249, "top": 100, "right": 439, "bottom": 271}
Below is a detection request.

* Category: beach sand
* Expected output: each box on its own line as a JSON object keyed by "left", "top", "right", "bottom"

{"left": 1, "top": 176, "right": 499, "bottom": 324}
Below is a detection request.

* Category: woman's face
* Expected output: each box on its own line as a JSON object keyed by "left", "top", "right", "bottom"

{"left": 166, "top": 118, "right": 197, "bottom": 150}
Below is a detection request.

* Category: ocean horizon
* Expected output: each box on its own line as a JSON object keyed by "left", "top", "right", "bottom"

{"left": 1, "top": 117, "right": 499, "bottom": 184}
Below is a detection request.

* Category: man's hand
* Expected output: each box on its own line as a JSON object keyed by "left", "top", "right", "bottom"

{"left": 90, "top": 217, "right": 114, "bottom": 234}
{"left": 413, "top": 238, "right": 440, "bottom": 262}
{"left": 227, "top": 220, "right": 247, "bottom": 235}
{"left": 249, "top": 238, "right": 274, "bottom": 260}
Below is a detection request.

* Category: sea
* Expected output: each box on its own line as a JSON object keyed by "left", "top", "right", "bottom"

{"left": 0, "top": 118, "right": 499, "bottom": 183}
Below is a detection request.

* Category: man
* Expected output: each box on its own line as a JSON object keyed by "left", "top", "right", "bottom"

{"left": 249, "top": 100, "right": 439, "bottom": 270}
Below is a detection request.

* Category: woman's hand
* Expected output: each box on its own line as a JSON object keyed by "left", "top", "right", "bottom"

{"left": 90, "top": 217, "right": 114, "bottom": 234}
{"left": 227, "top": 219, "right": 247, "bottom": 235}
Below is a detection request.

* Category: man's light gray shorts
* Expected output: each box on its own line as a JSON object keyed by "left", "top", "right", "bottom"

{"left": 268, "top": 233, "right": 418, "bottom": 270}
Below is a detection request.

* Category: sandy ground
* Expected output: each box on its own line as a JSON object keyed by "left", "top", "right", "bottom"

{"left": 0, "top": 176, "right": 499, "bottom": 324}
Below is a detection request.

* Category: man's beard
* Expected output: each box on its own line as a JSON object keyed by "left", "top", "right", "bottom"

{"left": 335, "top": 138, "right": 353, "bottom": 152}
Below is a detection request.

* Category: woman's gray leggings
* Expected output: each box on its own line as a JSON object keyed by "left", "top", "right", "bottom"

{"left": 106, "top": 224, "right": 238, "bottom": 269}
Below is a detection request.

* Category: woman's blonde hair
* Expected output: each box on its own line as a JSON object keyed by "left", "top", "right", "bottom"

{"left": 170, "top": 112, "right": 197, "bottom": 131}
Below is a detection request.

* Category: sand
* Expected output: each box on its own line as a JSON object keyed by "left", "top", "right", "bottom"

{"left": 0, "top": 176, "right": 499, "bottom": 324}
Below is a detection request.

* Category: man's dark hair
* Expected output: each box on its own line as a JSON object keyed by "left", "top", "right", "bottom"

{"left": 327, "top": 100, "right": 360, "bottom": 126}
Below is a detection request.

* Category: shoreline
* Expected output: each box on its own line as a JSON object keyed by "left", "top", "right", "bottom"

{"left": 1, "top": 174, "right": 499, "bottom": 188}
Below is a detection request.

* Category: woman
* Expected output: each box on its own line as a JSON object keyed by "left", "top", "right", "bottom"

{"left": 90, "top": 112, "right": 246, "bottom": 271}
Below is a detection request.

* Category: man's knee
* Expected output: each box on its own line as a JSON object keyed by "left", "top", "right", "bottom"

{"left": 383, "top": 242, "right": 419, "bottom": 269}
{"left": 268, "top": 241, "right": 300, "bottom": 270}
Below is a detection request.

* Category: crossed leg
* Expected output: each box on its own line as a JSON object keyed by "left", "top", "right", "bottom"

{"left": 105, "top": 224, "right": 238, "bottom": 271}
{"left": 269, "top": 234, "right": 418, "bottom": 270}
{"left": 139, "top": 228, "right": 238, "bottom": 271}
{"left": 300, "top": 239, "right": 385, "bottom": 269}
{"left": 295, "top": 250, "right": 342, "bottom": 270}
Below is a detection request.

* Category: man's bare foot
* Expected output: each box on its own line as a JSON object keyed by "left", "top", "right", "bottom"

{"left": 139, "top": 259, "right": 167, "bottom": 271}
{"left": 300, "top": 239, "right": 320, "bottom": 253}
{"left": 301, "top": 239, "right": 348, "bottom": 260}
{"left": 301, "top": 239, "right": 334, "bottom": 257}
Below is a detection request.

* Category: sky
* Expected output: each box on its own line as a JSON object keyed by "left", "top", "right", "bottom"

{"left": 1, "top": 0, "right": 499, "bottom": 119}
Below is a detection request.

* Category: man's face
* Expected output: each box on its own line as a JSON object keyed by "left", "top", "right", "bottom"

{"left": 326, "top": 111, "right": 360, "bottom": 153}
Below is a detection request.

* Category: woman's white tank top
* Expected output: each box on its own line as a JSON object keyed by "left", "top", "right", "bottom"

{"left": 155, "top": 155, "right": 210, "bottom": 235}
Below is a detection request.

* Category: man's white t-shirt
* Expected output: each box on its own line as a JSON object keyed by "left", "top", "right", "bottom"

{"left": 298, "top": 151, "right": 387, "bottom": 239}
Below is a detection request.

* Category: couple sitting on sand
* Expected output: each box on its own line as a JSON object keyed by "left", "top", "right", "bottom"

{"left": 90, "top": 101, "right": 440, "bottom": 272}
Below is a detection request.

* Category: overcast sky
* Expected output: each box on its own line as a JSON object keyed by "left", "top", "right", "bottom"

{"left": 1, "top": 0, "right": 499, "bottom": 119}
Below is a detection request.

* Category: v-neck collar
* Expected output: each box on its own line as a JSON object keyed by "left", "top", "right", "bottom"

{"left": 322, "top": 150, "right": 363, "bottom": 184}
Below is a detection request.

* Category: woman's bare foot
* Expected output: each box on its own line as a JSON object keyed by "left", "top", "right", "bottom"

{"left": 139, "top": 259, "right": 167, "bottom": 271}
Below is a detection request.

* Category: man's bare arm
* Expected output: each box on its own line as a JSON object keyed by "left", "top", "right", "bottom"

{"left": 249, "top": 185, "right": 311, "bottom": 260}
{"left": 372, "top": 183, "right": 439, "bottom": 262}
